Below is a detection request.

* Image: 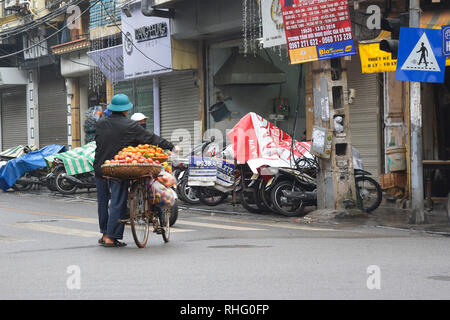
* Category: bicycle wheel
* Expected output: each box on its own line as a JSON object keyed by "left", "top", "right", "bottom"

{"left": 355, "top": 176, "right": 382, "bottom": 213}
{"left": 159, "top": 207, "right": 171, "bottom": 243}
{"left": 129, "top": 181, "right": 150, "bottom": 248}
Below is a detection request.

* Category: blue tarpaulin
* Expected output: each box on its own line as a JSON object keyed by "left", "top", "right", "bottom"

{"left": 0, "top": 144, "right": 66, "bottom": 191}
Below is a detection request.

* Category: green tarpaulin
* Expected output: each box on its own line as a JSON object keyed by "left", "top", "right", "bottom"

{"left": 45, "top": 142, "right": 96, "bottom": 176}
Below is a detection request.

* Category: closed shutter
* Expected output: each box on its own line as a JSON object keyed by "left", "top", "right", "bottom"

{"left": 114, "top": 78, "right": 154, "bottom": 132}
{"left": 347, "top": 58, "right": 381, "bottom": 178}
{"left": 135, "top": 78, "right": 154, "bottom": 132}
{"left": 1, "top": 86, "right": 27, "bottom": 151}
{"left": 38, "top": 66, "right": 67, "bottom": 147}
{"left": 160, "top": 73, "right": 199, "bottom": 152}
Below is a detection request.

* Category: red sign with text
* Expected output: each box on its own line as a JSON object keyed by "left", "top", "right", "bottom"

{"left": 281, "top": 0, "right": 355, "bottom": 64}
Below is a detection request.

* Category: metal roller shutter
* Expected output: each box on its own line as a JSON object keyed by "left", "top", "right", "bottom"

{"left": 347, "top": 58, "right": 381, "bottom": 178}
{"left": 114, "top": 78, "right": 154, "bottom": 132}
{"left": 135, "top": 78, "right": 154, "bottom": 133}
{"left": 1, "top": 86, "right": 27, "bottom": 151}
{"left": 160, "top": 73, "right": 199, "bottom": 152}
{"left": 38, "top": 66, "right": 67, "bottom": 147}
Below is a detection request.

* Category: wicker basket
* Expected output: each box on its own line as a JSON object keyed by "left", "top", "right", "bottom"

{"left": 379, "top": 172, "right": 407, "bottom": 189}
{"left": 101, "top": 163, "right": 162, "bottom": 180}
{"left": 153, "top": 156, "right": 169, "bottom": 163}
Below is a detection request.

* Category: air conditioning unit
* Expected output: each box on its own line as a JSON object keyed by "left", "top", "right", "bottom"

{"left": 4, "top": 0, "right": 19, "bottom": 10}
{"left": 18, "top": 0, "right": 31, "bottom": 5}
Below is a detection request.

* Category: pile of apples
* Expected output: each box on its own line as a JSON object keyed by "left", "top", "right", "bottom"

{"left": 104, "top": 144, "right": 170, "bottom": 165}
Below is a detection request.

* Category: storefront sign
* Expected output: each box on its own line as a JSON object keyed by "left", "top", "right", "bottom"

{"left": 261, "top": 0, "right": 287, "bottom": 48}
{"left": 281, "top": 0, "right": 356, "bottom": 64}
{"left": 87, "top": 45, "right": 124, "bottom": 83}
{"left": 121, "top": 2, "right": 172, "bottom": 80}
{"left": 359, "top": 43, "right": 397, "bottom": 73}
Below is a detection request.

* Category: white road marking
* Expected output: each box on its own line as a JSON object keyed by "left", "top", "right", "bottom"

{"left": 11, "top": 223, "right": 99, "bottom": 238}
{"left": 176, "top": 220, "right": 265, "bottom": 231}
{"left": 196, "top": 216, "right": 340, "bottom": 232}
{"left": 0, "top": 235, "right": 33, "bottom": 243}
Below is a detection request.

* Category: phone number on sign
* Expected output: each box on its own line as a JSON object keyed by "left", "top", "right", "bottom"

{"left": 289, "top": 32, "right": 352, "bottom": 49}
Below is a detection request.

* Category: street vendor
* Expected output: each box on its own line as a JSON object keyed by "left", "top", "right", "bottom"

{"left": 93, "top": 94, "right": 178, "bottom": 248}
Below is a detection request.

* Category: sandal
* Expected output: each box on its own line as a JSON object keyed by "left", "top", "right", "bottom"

{"left": 103, "top": 240, "right": 127, "bottom": 248}
{"left": 98, "top": 237, "right": 105, "bottom": 245}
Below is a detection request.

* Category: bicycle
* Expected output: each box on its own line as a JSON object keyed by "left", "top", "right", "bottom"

{"left": 125, "top": 176, "right": 171, "bottom": 248}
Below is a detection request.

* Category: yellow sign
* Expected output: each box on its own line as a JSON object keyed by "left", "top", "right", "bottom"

{"left": 359, "top": 43, "right": 397, "bottom": 73}
{"left": 289, "top": 46, "right": 318, "bottom": 65}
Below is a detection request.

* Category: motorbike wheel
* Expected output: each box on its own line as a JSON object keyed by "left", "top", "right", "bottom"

{"left": 239, "top": 187, "right": 260, "bottom": 213}
{"left": 257, "top": 179, "right": 275, "bottom": 213}
{"left": 12, "top": 179, "right": 33, "bottom": 192}
{"left": 238, "top": 170, "right": 260, "bottom": 213}
{"left": 271, "top": 181, "right": 305, "bottom": 217}
{"left": 355, "top": 176, "right": 382, "bottom": 213}
{"left": 55, "top": 172, "right": 78, "bottom": 195}
{"left": 178, "top": 178, "right": 201, "bottom": 205}
{"left": 46, "top": 168, "right": 63, "bottom": 192}
{"left": 198, "top": 187, "right": 228, "bottom": 206}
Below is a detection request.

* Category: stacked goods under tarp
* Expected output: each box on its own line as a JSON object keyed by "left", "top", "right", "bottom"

{"left": 45, "top": 142, "right": 96, "bottom": 176}
{"left": 227, "top": 112, "right": 313, "bottom": 173}
{"left": 0, "top": 145, "right": 38, "bottom": 159}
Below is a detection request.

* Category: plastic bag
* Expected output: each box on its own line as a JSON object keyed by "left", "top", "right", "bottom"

{"left": 157, "top": 171, "right": 177, "bottom": 188}
{"left": 149, "top": 180, "right": 177, "bottom": 208}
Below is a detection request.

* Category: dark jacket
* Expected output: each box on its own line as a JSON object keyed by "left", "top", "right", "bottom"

{"left": 93, "top": 112, "right": 174, "bottom": 178}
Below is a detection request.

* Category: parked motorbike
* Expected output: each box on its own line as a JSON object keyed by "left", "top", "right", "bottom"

{"left": 173, "top": 140, "right": 213, "bottom": 205}
{"left": 1, "top": 146, "right": 57, "bottom": 192}
{"left": 51, "top": 158, "right": 96, "bottom": 194}
{"left": 266, "top": 161, "right": 382, "bottom": 216}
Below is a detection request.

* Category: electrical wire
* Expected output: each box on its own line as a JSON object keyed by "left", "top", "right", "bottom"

{"left": 0, "top": 0, "right": 85, "bottom": 40}
{"left": 0, "top": 0, "right": 100, "bottom": 59}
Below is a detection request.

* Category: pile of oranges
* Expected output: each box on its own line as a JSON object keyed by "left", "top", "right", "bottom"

{"left": 104, "top": 144, "right": 169, "bottom": 165}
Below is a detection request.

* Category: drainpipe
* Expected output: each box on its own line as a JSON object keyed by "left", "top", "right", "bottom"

{"left": 409, "top": 0, "right": 424, "bottom": 224}
{"left": 141, "top": 0, "right": 175, "bottom": 18}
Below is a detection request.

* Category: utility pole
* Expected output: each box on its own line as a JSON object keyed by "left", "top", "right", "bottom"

{"left": 409, "top": 0, "right": 425, "bottom": 224}
{"left": 312, "top": 58, "right": 357, "bottom": 211}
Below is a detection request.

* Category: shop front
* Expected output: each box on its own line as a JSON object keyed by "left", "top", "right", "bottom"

{"left": 0, "top": 68, "right": 29, "bottom": 151}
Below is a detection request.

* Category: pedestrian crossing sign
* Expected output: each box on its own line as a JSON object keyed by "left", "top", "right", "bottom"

{"left": 396, "top": 27, "right": 446, "bottom": 83}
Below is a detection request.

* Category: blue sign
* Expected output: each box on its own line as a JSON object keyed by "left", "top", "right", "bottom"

{"left": 443, "top": 25, "right": 450, "bottom": 56}
{"left": 317, "top": 40, "right": 356, "bottom": 60}
{"left": 396, "top": 27, "right": 446, "bottom": 83}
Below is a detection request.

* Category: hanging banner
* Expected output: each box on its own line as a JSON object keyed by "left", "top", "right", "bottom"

{"left": 87, "top": 45, "right": 124, "bottom": 83}
{"left": 261, "top": 0, "right": 287, "bottom": 48}
{"left": 281, "top": 0, "right": 356, "bottom": 64}
{"left": 359, "top": 43, "right": 397, "bottom": 73}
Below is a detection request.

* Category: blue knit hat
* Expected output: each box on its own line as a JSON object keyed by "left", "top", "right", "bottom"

{"left": 108, "top": 94, "right": 133, "bottom": 112}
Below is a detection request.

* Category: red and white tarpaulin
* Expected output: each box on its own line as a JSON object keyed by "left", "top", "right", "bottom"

{"left": 227, "top": 112, "right": 312, "bottom": 173}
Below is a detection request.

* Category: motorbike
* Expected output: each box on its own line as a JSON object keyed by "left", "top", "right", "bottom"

{"left": 1, "top": 146, "right": 57, "bottom": 192}
{"left": 174, "top": 138, "right": 234, "bottom": 206}
{"left": 266, "top": 159, "right": 382, "bottom": 216}
{"left": 51, "top": 158, "right": 96, "bottom": 195}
